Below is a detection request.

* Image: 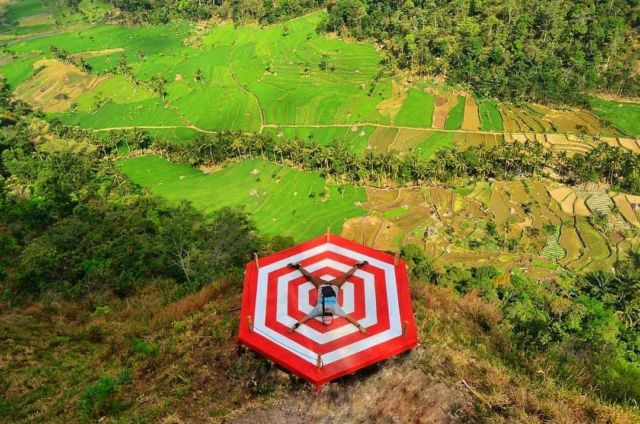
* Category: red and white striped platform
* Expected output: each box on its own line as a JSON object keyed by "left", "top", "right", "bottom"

{"left": 238, "top": 233, "right": 418, "bottom": 387}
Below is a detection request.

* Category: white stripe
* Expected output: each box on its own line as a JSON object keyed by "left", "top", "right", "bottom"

{"left": 254, "top": 243, "right": 402, "bottom": 365}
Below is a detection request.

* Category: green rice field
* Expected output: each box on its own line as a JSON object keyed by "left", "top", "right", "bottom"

{"left": 395, "top": 88, "right": 435, "bottom": 127}
{"left": 2, "top": 6, "right": 638, "bottom": 154}
{"left": 117, "top": 156, "right": 367, "bottom": 240}
{"left": 478, "top": 100, "right": 504, "bottom": 131}
{"left": 590, "top": 98, "right": 640, "bottom": 137}
{"left": 444, "top": 96, "right": 465, "bottom": 130}
{"left": 413, "top": 131, "right": 454, "bottom": 159}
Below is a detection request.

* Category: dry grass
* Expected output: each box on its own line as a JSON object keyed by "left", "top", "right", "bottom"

{"left": 462, "top": 96, "right": 481, "bottom": 131}
{"left": 153, "top": 284, "right": 218, "bottom": 323}
{"left": 14, "top": 59, "right": 107, "bottom": 112}
{"left": 408, "top": 283, "right": 638, "bottom": 423}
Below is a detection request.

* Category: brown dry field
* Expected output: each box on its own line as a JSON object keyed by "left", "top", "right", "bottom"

{"left": 431, "top": 93, "right": 458, "bottom": 129}
{"left": 463, "top": 132, "right": 485, "bottom": 147}
{"left": 528, "top": 104, "right": 621, "bottom": 136}
{"left": 461, "top": 96, "right": 481, "bottom": 130}
{"left": 367, "top": 127, "right": 398, "bottom": 152}
{"left": 388, "top": 128, "right": 432, "bottom": 152}
{"left": 503, "top": 104, "right": 546, "bottom": 132}
{"left": 341, "top": 214, "right": 403, "bottom": 252}
{"left": 352, "top": 179, "right": 638, "bottom": 276}
{"left": 617, "top": 137, "right": 640, "bottom": 154}
{"left": 559, "top": 225, "right": 583, "bottom": 266}
{"left": 499, "top": 104, "right": 525, "bottom": 132}
{"left": 612, "top": 193, "right": 640, "bottom": 227}
{"left": 14, "top": 59, "right": 107, "bottom": 112}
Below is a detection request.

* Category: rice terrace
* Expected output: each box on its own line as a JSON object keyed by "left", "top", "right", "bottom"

{"left": 1, "top": 0, "right": 640, "bottom": 422}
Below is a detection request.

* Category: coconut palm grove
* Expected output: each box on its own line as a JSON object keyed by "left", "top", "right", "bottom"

{"left": 0, "top": 0, "right": 639, "bottom": 421}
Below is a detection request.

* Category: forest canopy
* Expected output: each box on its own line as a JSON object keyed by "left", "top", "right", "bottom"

{"left": 319, "top": 0, "right": 640, "bottom": 104}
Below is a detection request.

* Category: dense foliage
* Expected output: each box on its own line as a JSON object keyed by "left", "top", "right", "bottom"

{"left": 319, "top": 0, "right": 640, "bottom": 104}
{"left": 402, "top": 245, "right": 640, "bottom": 405}
{"left": 0, "top": 79, "right": 291, "bottom": 300}
{"left": 84, "top": 0, "right": 325, "bottom": 24}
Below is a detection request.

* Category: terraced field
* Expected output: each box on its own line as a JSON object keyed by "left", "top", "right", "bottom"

{"left": 3, "top": 0, "right": 640, "bottom": 278}
{"left": 114, "top": 143, "right": 638, "bottom": 275}
{"left": 339, "top": 179, "right": 640, "bottom": 275}
{"left": 117, "top": 156, "right": 367, "bottom": 241}
{"left": 3, "top": 9, "right": 638, "bottom": 157}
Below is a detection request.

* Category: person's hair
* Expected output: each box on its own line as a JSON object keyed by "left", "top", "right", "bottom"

{"left": 322, "top": 309, "right": 333, "bottom": 325}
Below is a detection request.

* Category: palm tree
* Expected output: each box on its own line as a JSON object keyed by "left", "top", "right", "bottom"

{"left": 150, "top": 74, "right": 168, "bottom": 100}
{"left": 230, "top": 136, "right": 244, "bottom": 158}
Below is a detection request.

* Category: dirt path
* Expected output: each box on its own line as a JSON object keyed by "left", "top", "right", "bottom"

{"left": 91, "top": 122, "right": 639, "bottom": 154}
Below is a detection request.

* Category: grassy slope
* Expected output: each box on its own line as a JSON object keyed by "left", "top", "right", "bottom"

{"left": 590, "top": 98, "right": 640, "bottom": 137}
{"left": 1, "top": 281, "right": 636, "bottom": 423}
{"left": 117, "top": 156, "right": 367, "bottom": 241}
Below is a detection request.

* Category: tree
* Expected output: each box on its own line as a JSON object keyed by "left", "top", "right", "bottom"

{"left": 150, "top": 74, "right": 168, "bottom": 100}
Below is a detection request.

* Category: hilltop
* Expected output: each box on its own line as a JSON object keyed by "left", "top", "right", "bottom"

{"left": 1, "top": 1, "right": 639, "bottom": 422}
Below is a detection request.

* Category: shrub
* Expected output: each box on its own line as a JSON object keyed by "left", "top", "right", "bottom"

{"left": 78, "top": 376, "right": 122, "bottom": 418}
{"left": 400, "top": 244, "right": 436, "bottom": 282}
{"left": 131, "top": 337, "right": 159, "bottom": 356}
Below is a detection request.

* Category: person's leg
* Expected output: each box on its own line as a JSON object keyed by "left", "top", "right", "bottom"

{"left": 329, "top": 264, "right": 360, "bottom": 286}
{"left": 297, "top": 265, "right": 326, "bottom": 287}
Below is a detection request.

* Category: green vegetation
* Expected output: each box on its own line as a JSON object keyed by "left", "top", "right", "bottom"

{"left": 540, "top": 225, "right": 566, "bottom": 260}
{"left": 5, "top": 12, "right": 390, "bottom": 133}
{"left": 532, "top": 258, "right": 558, "bottom": 270}
{"left": 444, "top": 96, "right": 465, "bottom": 130}
{"left": 382, "top": 207, "right": 407, "bottom": 219}
{"left": 320, "top": 0, "right": 639, "bottom": 104}
{"left": 478, "top": 99, "right": 504, "bottom": 131}
{"left": 118, "top": 156, "right": 366, "bottom": 241}
{"left": 591, "top": 98, "right": 640, "bottom": 137}
{"left": 1, "top": 5, "right": 640, "bottom": 423}
{"left": 413, "top": 131, "right": 454, "bottom": 160}
{"left": 395, "top": 88, "right": 435, "bottom": 127}
{"left": 1, "top": 0, "right": 50, "bottom": 25}
{"left": 405, "top": 246, "right": 640, "bottom": 406}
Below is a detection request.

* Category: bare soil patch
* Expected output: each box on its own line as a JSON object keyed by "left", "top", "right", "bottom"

{"left": 376, "top": 79, "right": 407, "bottom": 123}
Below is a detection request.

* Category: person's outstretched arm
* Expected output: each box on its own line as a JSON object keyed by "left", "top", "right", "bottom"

{"left": 289, "top": 314, "right": 313, "bottom": 333}
{"left": 345, "top": 315, "right": 367, "bottom": 334}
